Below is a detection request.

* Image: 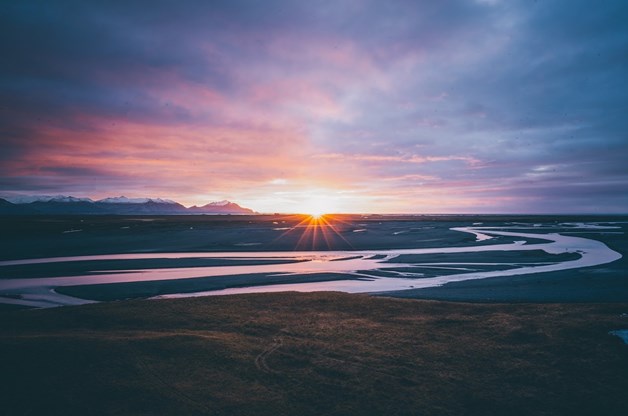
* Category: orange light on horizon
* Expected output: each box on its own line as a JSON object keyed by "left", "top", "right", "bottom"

{"left": 297, "top": 192, "right": 342, "bottom": 218}
{"left": 273, "top": 213, "right": 354, "bottom": 251}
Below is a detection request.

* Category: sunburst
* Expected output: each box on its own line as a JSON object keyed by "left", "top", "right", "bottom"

{"left": 273, "top": 213, "right": 354, "bottom": 250}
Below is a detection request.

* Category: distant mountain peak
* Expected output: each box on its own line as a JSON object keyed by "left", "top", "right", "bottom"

{"left": 0, "top": 195, "right": 256, "bottom": 215}
{"left": 4, "top": 195, "right": 94, "bottom": 204}
{"left": 206, "top": 200, "right": 231, "bottom": 206}
{"left": 97, "top": 196, "right": 177, "bottom": 204}
{"left": 189, "top": 200, "right": 256, "bottom": 214}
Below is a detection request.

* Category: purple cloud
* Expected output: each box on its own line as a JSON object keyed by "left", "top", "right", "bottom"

{"left": 1, "top": 0, "right": 627, "bottom": 212}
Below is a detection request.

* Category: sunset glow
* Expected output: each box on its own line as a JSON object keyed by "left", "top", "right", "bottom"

{"left": 298, "top": 193, "right": 341, "bottom": 217}
{"left": 1, "top": 1, "right": 627, "bottom": 213}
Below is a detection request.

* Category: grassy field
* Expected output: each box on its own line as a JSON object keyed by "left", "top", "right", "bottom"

{"left": 1, "top": 292, "right": 627, "bottom": 415}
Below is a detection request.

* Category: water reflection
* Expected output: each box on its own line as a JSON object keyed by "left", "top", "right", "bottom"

{"left": 0, "top": 223, "right": 622, "bottom": 308}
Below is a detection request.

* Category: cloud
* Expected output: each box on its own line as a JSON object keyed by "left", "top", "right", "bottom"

{"left": 1, "top": 0, "right": 626, "bottom": 212}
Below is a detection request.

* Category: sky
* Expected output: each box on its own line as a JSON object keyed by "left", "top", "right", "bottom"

{"left": 1, "top": 0, "right": 627, "bottom": 214}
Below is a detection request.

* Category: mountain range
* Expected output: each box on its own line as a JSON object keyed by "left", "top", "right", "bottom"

{"left": 0, "top": 195, "right": 257, "bottom": 215}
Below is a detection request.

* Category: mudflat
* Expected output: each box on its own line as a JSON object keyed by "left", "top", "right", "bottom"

{"left": 1, "top": 216, "right": 627, "bottom": 415}
{"left": 1, "top": 215, "right": 627, "bottom": 306}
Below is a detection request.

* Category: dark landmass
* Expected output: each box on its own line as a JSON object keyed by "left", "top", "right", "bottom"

{"left": 0, "top": 198, "right": 39, "bottom": 214}
{"left": 0, "top": 258, "right": 308, "bottom": 279}
{"left": 390, "top": 226, "right": 628, "bottom": 303}
{"left": 2, "top": 216, "right": 627, "bottom": 414}
{"left": 2, "top": 214, "right": 626, "bottom": 303}
{"left": 0, "top": 214, "right": 498, "bottom": 260}
{"left": 187, "top": 201, "right": 256, "bottom": 214}
{"left": 384, "top": 264, "right": 628, "bottom": 303}
{"left": 55, "top": 272, "right": 362, "bottom": 301}
{"left": 1, "top": 292, "right": 627, "bottom": 416}
{"left": 386, "top": 250, "right": 582, "bottom": 264}
{"left": 2, "top": 214, "right": 623, "bottom": 261}
{"left": 0, "top": 302, "right": 29, "bottom": 311}
{"left": 0, "top": 198, "right": 255, "bottom": 215}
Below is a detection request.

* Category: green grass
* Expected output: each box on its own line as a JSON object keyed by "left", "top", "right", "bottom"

{"left": 1, "top": 292, "right": 628, "bottom": 415}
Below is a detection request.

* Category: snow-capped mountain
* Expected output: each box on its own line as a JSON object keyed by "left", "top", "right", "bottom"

{"left": 94, "top": 198, "right": 187, "bottom": 214}
{"left": 97, "top": 196, "right": 177, "bottom": 204}
{"left": 0, "top": 198, "right": 40, "bottom": 214}
{"left": 0, "top": 195, "right": 257, "bottom": 215}
{"left": 206, "top": 200, "right": 230, "bottom": 206}
{"left": 188, "top": 201, "right": 255, "bottom": 214}
{"left": 5, "top": 195, "right": 94, "bottom": 204}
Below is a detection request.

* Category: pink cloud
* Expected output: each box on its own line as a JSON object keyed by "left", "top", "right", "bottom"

{"left": 314, "top": 152, "right": 482, "bottom": 166}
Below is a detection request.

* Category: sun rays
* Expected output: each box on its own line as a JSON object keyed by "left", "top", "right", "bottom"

{"left": 273, "top": 214, "right": 354, "bottom": 251}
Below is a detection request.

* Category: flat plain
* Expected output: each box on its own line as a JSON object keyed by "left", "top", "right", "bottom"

{"left": 1, "top": 292, "right": 628, "bottom": 416}
{"left": 1, "top": 215, "right": 627, "bottom": 415}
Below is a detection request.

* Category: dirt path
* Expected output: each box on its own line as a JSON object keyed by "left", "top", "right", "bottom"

{"left": 255, "top": 334, "right": 284, "bottom": 374}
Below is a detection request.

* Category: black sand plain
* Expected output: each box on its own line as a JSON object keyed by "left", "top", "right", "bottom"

{"left": 1, "top": 214, "right": 627, "bottom": 303}
{"left": 1, "top": 215, "right": 628, "bottom": 415}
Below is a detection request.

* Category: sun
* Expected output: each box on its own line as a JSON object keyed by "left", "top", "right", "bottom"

{"left": 308, "top": 211, "right": 325, "bottom": 219}
{"left": 274, "top": 192, "right": 354, "bottom": 250}
{"left": 299, "top": 195, "right": 337, "bottom": 218}
{"left": 302, "top": 207, "right": 326, "bottom": 219}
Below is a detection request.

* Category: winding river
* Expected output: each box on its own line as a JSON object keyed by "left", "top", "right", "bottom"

{"left": 0, "top": 223, "right": 622, "bottom": 308}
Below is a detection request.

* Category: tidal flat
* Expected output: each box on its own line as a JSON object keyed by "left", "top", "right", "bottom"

{"left": 1, "top": 215, "right": 627, "bottom": 307}
{"left": 1, "top": 215, "right": 628, "bottom": 415}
